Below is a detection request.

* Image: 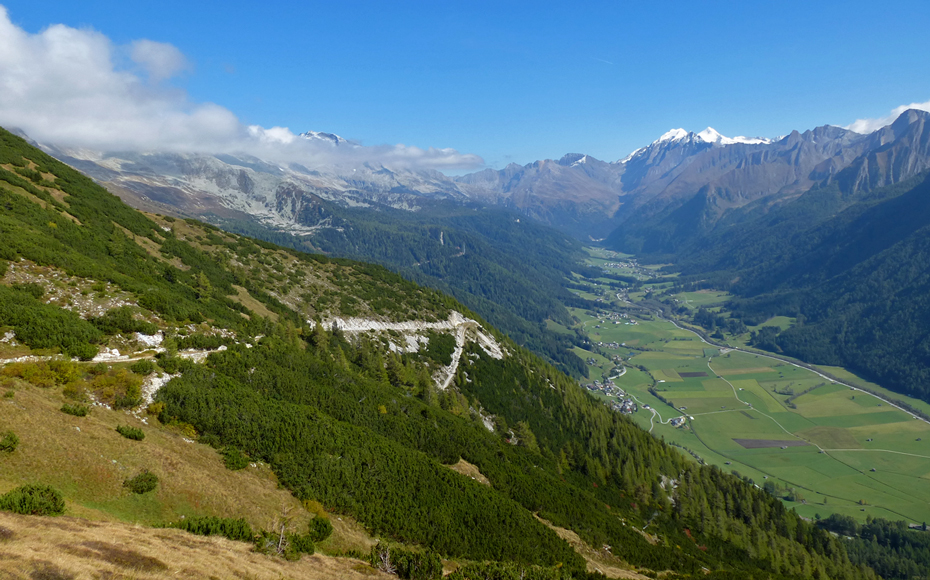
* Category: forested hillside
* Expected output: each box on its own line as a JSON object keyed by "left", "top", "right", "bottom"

{"left": 213, "top": 203, "right": 593, "bottom": 378}
{"left": 0, "top": 126, "right": 876, "bottom": 579}
{"left": 818, "top": 515, "right": 930, "bottom": 580}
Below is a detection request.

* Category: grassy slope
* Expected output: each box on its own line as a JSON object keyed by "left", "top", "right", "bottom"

{"left": 0, "top": 511, "right": 387, "bottom": 580}
{"left": 0, "top": 380, "right": 315, "bottom": 529}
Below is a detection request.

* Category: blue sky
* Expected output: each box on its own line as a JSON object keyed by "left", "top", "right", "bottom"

{"left": 2, "top": 1, "right": 929, "bottom": 170}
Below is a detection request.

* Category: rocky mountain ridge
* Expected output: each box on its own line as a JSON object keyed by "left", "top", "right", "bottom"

{"left": 33, "top": 110, "right": 930, "bottom": 247}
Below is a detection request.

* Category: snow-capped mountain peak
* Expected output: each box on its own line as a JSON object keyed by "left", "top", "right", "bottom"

{"left": 729, "top": 135, "right": 772, "bottom": 145}
{"left": 656, "top": 128, "right": 690, "bottom": 143}
{"left": 696, "top": 127, "right": 726, "bottom": 144}
{"left": 299, "top": 130, "right": 348, "bottom": 146}
{"left": 617, "top": 126, "right": 773, "bottom": 164}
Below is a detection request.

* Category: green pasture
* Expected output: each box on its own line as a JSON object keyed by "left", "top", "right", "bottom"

{"left": 545, "top": 319, "right": 574, "bottom": 335}
{"left": 817, "top": 364, "right": 930, "bottom": 419}
{"left": 674, "top": 290, "right": 730, "bottom": 310}
{"left": 747, "top": 316, "right": 796, "bottom": 332}
{"left": 567, "top": 264, "right": 930, "bottom": 523}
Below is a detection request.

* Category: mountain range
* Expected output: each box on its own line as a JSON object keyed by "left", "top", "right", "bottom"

{"left": 31, "top": 109, "right": 930, "bottom": 251}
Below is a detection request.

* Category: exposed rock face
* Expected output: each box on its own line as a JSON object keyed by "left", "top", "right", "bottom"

{"left": 38, "top": 144, "right": 470, "bottom": 235}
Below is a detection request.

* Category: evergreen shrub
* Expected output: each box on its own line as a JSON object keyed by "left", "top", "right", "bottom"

{"left": 116, "top": 425, "right": 145, "bottom": 440}
{"left": 123, "top": 470, "right": 158, "bottom": 494}
{"left": 0, "top": 484, "right": 65, "bottom": 516}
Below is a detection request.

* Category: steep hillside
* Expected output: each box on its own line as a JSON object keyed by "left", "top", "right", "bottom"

{"left": 38, "top": 140, "right": 593, "bottom": 378}
{"left": 0, "top": 127, "right": 874, "bottom": 579}
{"left": 0, "top": 511, "right": 387, "bottom": 580}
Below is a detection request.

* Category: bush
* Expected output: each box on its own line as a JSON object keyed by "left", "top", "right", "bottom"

{"left": 252, "top": 529, "right": 313, "bottom": 561}
{"left": 60, "top": 403, "right": 89, "bottom": 417}
{"left": 370, "top": 542, "right": 443, "bottom": 580}
{"left": 116, "top": 425, "right": 145, "bottom": 441}
{"left": 11, "top": 282, "right": 44, "bottom": 299}
{"left": 288, "top": 532, "right": 316, "bottom": 556}
{"left": 0, "top": 431, "right": 18, "bottom": 452}
{"left": 64, "top": 342, "right": 98, "bottom": 361}
{"left": 130, "top": 359, "right": 155, "bottom": 376}
{"left": 221, "top": 447, "right": 249, "bottom": 470}
{"left": 89, "top": 362, "right": 109, "bottom": 375}
{"left": 91, "top": 306, "right": 158, "bottom": 336}
{"left": 177, "top": 334, "right": 232, "bottom": 350}
{"left": 0, "top": 484, "right": 65, "bottom": 516}
{"left": 166, "top": 515, "right": 254, "bottom": 542}
{"left": 307, "top": 516, "right": 333, "bottom": 542}
{"left": 424, "top": 331, "right": 456, "bottom": 366}
{"left": 1, "top": 360, "right": 79, "bottom": 388}
{"left": 123, "top": 470, "right": 158, "bottom": 494}
{"left": 155, "top": 355, "right": 193, "bottom": 374}
{"left": 91, "top": 369, "right": 143, "bottom": 408}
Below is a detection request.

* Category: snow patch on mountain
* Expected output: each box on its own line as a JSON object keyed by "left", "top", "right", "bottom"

{"left": 300, "top": 130, "right": 350, "bottom": 146}
{"left": 657, "top": 128, "right": 689, "bottom": 143}
{"left": 618, "top": 147, "right": 645, "bottom": 164}
{"left": 618, "top": 127, "right": 773, "bottom": 163}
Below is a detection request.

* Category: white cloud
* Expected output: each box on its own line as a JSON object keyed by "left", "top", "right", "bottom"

{"left": 0, "top": 6, "right": 483, "bottom": 171}
{"left": 130, "top": 39, "right": 189, "bottom": 81}
{"left": 844, "top": 100, "right": 930, "bottom": 134}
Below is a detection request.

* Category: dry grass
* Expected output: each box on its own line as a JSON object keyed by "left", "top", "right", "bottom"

{"left": 0, "top": 511, "right": 389, "bottom": 580}
{"left": 534, "top": 516, "right": 649, "bottom": 580}
{"left": 0, "top": 382, "right": 312, "bottom": 532}
{"left": 317, "top": 513, "right": 378, "bottom": 555}
{"left": 446, "top": 459, "right": 490, "bottom": 486}
{"left": 229, "top": 285, "right": 278, "bottom": 322}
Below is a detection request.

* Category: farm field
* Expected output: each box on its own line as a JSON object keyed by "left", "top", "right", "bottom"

{"left": 570, "top": 257, "right": 930, "bottom": 525}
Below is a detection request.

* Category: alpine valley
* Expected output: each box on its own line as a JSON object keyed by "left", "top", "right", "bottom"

{"left": 33, "top": 109, "right": 930, "bottom": 399}
{"left": 4, "top": 103, "right": 930, "bottom": 580}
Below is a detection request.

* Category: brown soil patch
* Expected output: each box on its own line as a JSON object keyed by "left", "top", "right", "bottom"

{"left": 733, "top": 439, "right": 808, "bottom": 449}
{"left": 0, "top": 511, "right": 390, "bottom": 580}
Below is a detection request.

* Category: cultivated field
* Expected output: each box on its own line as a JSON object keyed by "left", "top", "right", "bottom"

{"left": 570, "top": 254, "right": 930, "bottom": 525}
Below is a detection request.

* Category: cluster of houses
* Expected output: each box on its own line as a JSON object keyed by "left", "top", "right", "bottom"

{"left": 600, "top": 258, "right": 658, "bottom": 280}
{"left": 582, "top": 379, "right": 639, "bottom": 415}
{"left": 612, "top": 399, "right": 638, "bottom": 414}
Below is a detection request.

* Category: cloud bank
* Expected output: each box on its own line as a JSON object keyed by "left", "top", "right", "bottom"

{"left": 0, "top": 6, "right": 482, "bottom": 171}
{"left": 844, "top": 99, "right": 930, "bottom": 134}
